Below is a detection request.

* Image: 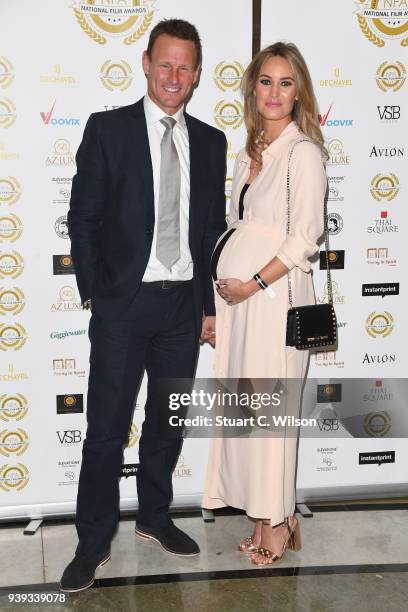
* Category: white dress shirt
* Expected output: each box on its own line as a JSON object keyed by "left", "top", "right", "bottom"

{"left": 142, "top": 94, "right": 193, "bottom": 281}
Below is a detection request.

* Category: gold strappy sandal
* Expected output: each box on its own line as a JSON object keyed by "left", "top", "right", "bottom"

{"left": 238, "top": 535, "right": 259, "bottom": 553}
{"left": 251, "top": 518, "right": 301, "bottom": 566}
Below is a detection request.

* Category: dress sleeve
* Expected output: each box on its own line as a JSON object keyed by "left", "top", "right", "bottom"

{"left": 227, "top": 149, "right": 245, "bottom": 227}
{"left": 275, "top": 141, "right": 327, "bottom": 272}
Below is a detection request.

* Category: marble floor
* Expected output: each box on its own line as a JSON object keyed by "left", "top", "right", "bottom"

{"left": 0, "top": 505, "right": 407, "bottom": 611}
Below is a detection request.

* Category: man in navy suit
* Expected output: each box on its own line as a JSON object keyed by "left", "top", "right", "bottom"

{"left": 60, "top": 19, "right": 226, "bottom": 592}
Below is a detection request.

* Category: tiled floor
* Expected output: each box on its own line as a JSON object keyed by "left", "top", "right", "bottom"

{"left": 0, "top": 508, "right": 407, "bottom": 611}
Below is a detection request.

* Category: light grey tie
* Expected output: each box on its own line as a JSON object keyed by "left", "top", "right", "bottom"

{"left": 156, "top": 116, "right": 181, "bottom": 269}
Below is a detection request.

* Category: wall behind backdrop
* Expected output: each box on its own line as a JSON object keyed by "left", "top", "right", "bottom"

{"left": 0, "top": 0, "right": 407, "bottom": 520}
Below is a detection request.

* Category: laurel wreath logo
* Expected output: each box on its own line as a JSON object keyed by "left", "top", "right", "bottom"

{"left": 124, "top": 10, "right": 154, "bottom": 45}
{"left": 74, "top": 8, "right": 107, "bottom": 45}
{"left": 357, "top": 14, "right": 385, "bottom": 47}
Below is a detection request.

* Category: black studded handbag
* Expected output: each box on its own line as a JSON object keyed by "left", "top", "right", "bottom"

{"left": 285, "top": 139, "right": 337, "bottom": 350}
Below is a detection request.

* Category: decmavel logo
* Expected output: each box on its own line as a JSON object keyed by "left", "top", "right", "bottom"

{"left": 0, "top": 394, "right": 28, "bottom": 422}
{"left": 72, "top": 0, "right": 155, "bottom": 45}
{"left": 365, "top": 312, "right": 394, "bottom": 338}
{"left": 56, "top": 430, "right": 82, "bottom": 446}
{"left": 354, "top": 1, "right": 408, "bottom": 47}
{"left": 0, "top": 428, "right": 29, "bottom": 456}
{"left": 0, "top": 251, "right": 24, "bottom": 279}
{"left": 0, "top": 214, "right": 23, "bottom": 243}
{"left": 0, "top": 57, "right": 14, "bottom": 89}
{"left": 0, "top": 177, "right": 21, "bottom": 206}
{"left": 376, "top": 61, "right": 406, "bottom": 91}
{"left": 40, "top": 101, "right": 80, "bottom": 126}
{"left": 214, "top": 100, "right": 244, "bottom": 130}
{"left": 0, "top": 98, "right": 16, "bottom": 128}
{"left": 213, "top": 61, "right": 244, "bottom": 91}
{"left": 100, "top": 60, "right": 133, "bottom": 91}
{"left": 0, "top": 463, "right": 30, "bottom": 491}
{"left": 0, "top": 287, "right": 25, "bottom": 315}
{"left": 370, "top": 173, "right": 399, "bottom": 201}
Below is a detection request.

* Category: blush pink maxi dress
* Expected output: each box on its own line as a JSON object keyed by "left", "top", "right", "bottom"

{"left": 202, "top": 122, "right": 327, "bottom": 525}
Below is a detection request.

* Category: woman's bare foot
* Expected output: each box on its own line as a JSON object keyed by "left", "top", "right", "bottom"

{"left": 238, "top": 518, "right": 263, "bottom": 553}
{"left": 250, "top": 516, "right": 298, "bottom": 565}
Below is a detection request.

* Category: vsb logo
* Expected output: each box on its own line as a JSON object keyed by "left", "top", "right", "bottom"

{"left": 56, "top": 430, "right": 82, "bottom": 445}
{"left": 377, "top": 105, "right": 400, "bottom": 120}
{"left": 0, "top": 176, "right": 21, "bottom": 206}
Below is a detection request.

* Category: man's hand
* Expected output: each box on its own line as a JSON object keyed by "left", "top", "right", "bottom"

{"left": 200, "top": 315, "right": 216, "bottom": 347}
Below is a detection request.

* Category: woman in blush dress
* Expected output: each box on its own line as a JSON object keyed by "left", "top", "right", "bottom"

{"left": 202, "top": 42, "right": 327, "bottom": 566}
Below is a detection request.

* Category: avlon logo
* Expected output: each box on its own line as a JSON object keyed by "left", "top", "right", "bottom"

{"left": 40, "top": 101, "right": 80, "bottom": 126}
{"left": 319, "top": 104, "right": 353, "bottom": 127}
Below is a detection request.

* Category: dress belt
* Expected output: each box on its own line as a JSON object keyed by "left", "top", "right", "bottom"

{"left": 141, "top": 280, "right": 192, "bottom": 289}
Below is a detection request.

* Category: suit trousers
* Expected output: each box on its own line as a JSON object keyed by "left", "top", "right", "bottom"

{"left": 75, "top": 281, "right": 198, "bottom": 558}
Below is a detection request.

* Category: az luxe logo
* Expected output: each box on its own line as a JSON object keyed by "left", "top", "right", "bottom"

{"left": 319, "top": 103, "right": 353, "bottom": 127}
{"left": 40, "top": 101, "right": 80, "bottom": 126}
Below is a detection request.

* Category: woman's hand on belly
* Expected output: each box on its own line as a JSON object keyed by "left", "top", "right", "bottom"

{"left": 216, "top": 277, "right": 259, "bottom": 306}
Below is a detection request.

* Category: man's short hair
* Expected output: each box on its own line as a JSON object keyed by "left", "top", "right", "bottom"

{"left": 146, "top": 19, "right": 202, "bottom": 68}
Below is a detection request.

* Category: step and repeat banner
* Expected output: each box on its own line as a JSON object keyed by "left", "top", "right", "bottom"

{"left": 261, "top": 0, "right": 408, "bottom": 500}
{"left": 0, "top": 0, "right": 251, "bottom": 520}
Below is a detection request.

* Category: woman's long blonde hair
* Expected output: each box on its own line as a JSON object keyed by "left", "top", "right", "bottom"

{"left": 242, "top": 42, "right": 325, "bottom": 164}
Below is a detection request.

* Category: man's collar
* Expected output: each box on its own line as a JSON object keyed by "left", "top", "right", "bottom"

{"left": 143, "top": 94, "right": 186, "bottom": 129}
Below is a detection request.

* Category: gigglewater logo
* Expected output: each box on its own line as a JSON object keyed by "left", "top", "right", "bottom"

{"left": 370, "top": 173, "right": 399, "bottom": 201}
{"left": 0, "top": 323, "right": 27, "bottom": 351}
{"left": 319, "top": 104, "right": 353, "bottom": 127}
{"left": 0, "top": 394, "right": 28, "bottom": 422}
{"left": 213, "top": 61, "right": 244, "bottom": 92}
{"left": 46, "top": 139, "right": 75, "bottom": 166}
{"left": 354, "top": 1, "right": 408, "bottom": 47}
{"left": 40, "top": 101, "right": 80, "bottom": 126}
{"left": 0, "top": 463, "right": 30, "bottom": 491}
{"left": 0, "top": 177, "right": 21, "bottom": 206}
{"left": 100, "top": 60, "right": 133, "bottom": 91}
{"left": 72, "top": 0, "right": 156, "bottom": 46}
{"left": 365, "top": 311, "right": 394, "bottom": 338}
{"left": 376, "top": 60, "right": 406, "bottom": 91}
{"left": 0, "top": 428, "right": 29, "bottom": 456}
{"left": 0, "top": 251, "right": 24, "bottom": 279}
{"left": 0, "top": 287, "right": 25, "bottom": 315}
{"left": 326, "top": 139, "right": 350, "bottom": 165}
{"left": 0, "top": 57, "right": 14, "bottom": 89}
{"left": 0, "top": 214, "right": 23, "bottom": 243}
{"left": 214, "top": 100, "right": 244, "bottom": 130}
{"left": 0, "top": 98, "right": 16, "bottom": 129}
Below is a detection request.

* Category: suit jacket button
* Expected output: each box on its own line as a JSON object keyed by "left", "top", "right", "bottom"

{"left": 146, "top": 228, "right": 153, "bottom": 235}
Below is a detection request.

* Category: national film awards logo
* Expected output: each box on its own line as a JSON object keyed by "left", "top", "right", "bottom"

{"left": 0, "top": 98, "right": 16, "bottom": 129}
{"left": 0, "top": 428, "right": 29, "bottom": 457}
{"left": 365, "top": 311, "right": 394, "bottom": 337}
{"left": 355, "top": 1, "right": 408, "bottom": 47}
{"left": 0, "top": 463, "right": 30, "bottom": 491}
{"left": 72, "top": 0, "right": 156, "bottom": 46}
{"left": 214, "top": 100, "right": 244, "bottom": 130}
{"left": 376, "top": 60, "right": 406, "bottom": 91}
{"left": 0, "top": 323, "right": 27, "bottom": 351}
{"left": 0, "top": 214, "right": 23, "bottom": 243}
{"left": 0, "top": 394, "right": 28, "bottom": 422}
{"left": 0, "top": 177, "right": 21, "bottom": 206}
{"left": 0, "top": 251, "right": 24, "bottom": 279}
{"left": 100, "top": 60, "right": 133, "bottom": 91}
{"left": 213, "top": 61, "right": 244, "bottom": 92}
{"left": 0, "top": 57, "right": 14, "bottom": 89}
{"left": 364, "top": 411, "right": 392, "bottom": 436}
{"left": 0, "top": 287, "right": 25, "bottom": 316}
{"left": 370, "top": 173, "right": 399, "bottom": 201}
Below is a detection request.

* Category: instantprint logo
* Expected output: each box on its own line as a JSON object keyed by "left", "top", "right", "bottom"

{"left": 0, "top": 428, "right": 29, "bottom": 456}
{"left": 319, "top": 103, "right": 353, "bottom": 127}
{"left": 0, "top": 98, "right": 16, "bottom": 128}
{"left": 127, "top": 423, "right": 139, "bottom": 448}
{"left": 317, "top": 280, "right": 345, "bottom": 305}
{"left": 365, "top": 311, "right": 394, "bottom": 338}
{"left": 376, "top": 105, "right": 401, "bottom": 122}
{"left": 0, "top": 177, "right": 21, "bottom": 206}
{"left": 362, "top": 282, "right": 399, "bottom": 297}
{"left": 56, "top": 394, "right": 84, "bottom": 415}
{"left": 359, "top": 451, "right": 395, "bottom": 466}
{"left": 53, "top": 255, "right": 75, "bottom": 275}
{"left": 0, "top": 57, "right": 14, "bottom": 89}
{"left": 121, "top": 463, "right": 138, "bottom": 478}
{"left": 214, "top": 100, "right": 244, "bottom": 130}
{"left": 0, "top": 287, "right": 25, "bottom": 316}
{"left": 362, "top": 351, "right": 396, "bottom": 364}
{"left": 327, "top": 213, "right": 343, "bottom": 235}
{"left": 0, "top": 251, "right": 24, "bottom": 279}
{"left": 51, "top": 286, "right": 82, "bottom": 312}
{"left": 72, "top": 0, "right": 155, "bottom": 46}
{"left": 366, "top": 246, "right": 397, "bottom": 266}
{"left": 213, "top": 61, "right": 244, "bottom": 91}
{"left": 53, "top": 358, "right": 86, "bottom": 378}
{"left": 316, "top": 447, "right": 337, "bottom": 472}
{"left": 0, "top": 214, "right": 23, "bottom": 242}
{"left": 0, "top": 141, "right": 19, "bottom": 161}
{"left": 376, "top": 60, "right": 406, "bottom": 90}
{"left": 326, "top": 139, "right": 350, "bottom": 166}
{"left": 40, "top": 101, "right": 80, "bottom": 126}
{"left": 367, "top": 210, "right": 398, "bottom": 234}
{"left": 364, "top": 411, "right": 392, "bottom": 436}
{"left": 0, "top": 323, "right": 27, "bottom": 351}
{"left": 354, "top": 1, "right": 408, "bottom": 47}
{"left": 100, "top": 60, "right": 133, "bottom": 91}
{"left": 174, "top": 454, "right": 192, "bottom": 478}
{"left": 314, "top": 350, "right": 345, "bottom": 368}
{"left": 319, "top": 250, "right": 345, "bottom": 270}
{"left": 46, "top": 139, "right": 75, "bottom": 166}
{"left": 320, "top": 67, "right": 352, "bottom": 87}
{"left": 40, "top": 64, "right": 76, "bottom": 85}
{"left": 370, "top": 145, "right": 404, "bottom": 157}
{"left": 0, "top": 394, "right": 28, "bottom": 422}
{"left": 317, "top": 384, "right": 342, "bottom": 403}
{"left": 0, "top": 463, "right": 30, "bottom": 491}
{"left": 55, "top": 215, "right": 69, "bottom": 239}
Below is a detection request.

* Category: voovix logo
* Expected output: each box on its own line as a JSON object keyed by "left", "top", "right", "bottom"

{"left": 40, "top": 101, "right": 80, "bottom": 126}
{"left": 319, "top": 103, "right": 353, "bottom": 127}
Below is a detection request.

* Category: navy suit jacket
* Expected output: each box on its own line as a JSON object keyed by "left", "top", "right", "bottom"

{"left": 68, "top": 98, "right": 227, "bottom": 327}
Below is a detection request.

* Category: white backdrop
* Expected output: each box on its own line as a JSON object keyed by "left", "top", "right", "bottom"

{"left": 261, "top": 0, "right": 408, "bottom": 500}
